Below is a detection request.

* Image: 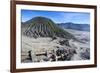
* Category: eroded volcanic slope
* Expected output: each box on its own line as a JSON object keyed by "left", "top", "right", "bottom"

{"left": 22, "top": 17, "right": 75, "bottom": 39}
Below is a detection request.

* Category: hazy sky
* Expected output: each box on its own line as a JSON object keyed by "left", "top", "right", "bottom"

{"left": 21, "top": 9, "right": 90, "bottom": 24}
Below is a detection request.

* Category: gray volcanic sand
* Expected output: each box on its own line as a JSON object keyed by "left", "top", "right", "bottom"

{"left": 21, "top": 29, "right": 90, "bottom": 63}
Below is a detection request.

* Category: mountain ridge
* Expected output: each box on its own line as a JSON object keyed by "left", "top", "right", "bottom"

{"left": 22, "top": 17, "right": 76, "bottom": 40}
{"left": 57, "top": 22, "right": 90, "bottom": 31}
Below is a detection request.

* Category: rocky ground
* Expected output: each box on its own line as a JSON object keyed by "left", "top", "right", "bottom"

{"left": 21, "top": 29, "right": 90, "bottom": 63}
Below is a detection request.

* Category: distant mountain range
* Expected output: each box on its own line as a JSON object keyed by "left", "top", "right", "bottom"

{"left": 57, "top": 22, "right": 90, "bottom": 31}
